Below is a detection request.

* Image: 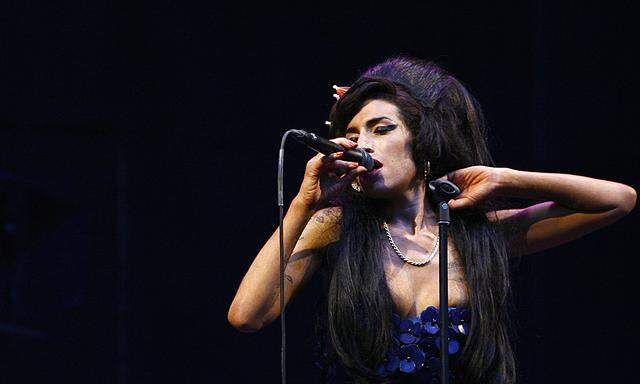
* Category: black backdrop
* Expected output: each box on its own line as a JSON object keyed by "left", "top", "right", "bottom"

{"left": 2, "top": 2, "right": 638, "bottom": 383}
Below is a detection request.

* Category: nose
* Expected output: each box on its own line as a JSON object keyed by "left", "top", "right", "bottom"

{"left": 357, "top": 136, "right": 374, "bottom": 153}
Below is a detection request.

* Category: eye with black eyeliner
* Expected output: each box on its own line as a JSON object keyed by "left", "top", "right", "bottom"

{"left": 345, "top": 124, "right": 396, "bottom": 141}
{"left": 375, "top": 124, "right": 397, "bottom": 133}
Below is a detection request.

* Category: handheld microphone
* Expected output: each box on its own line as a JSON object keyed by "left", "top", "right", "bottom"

{"left": 289, "top": 129, "right": 376, "bottom": 171}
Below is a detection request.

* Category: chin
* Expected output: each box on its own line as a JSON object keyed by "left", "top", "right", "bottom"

{"left": 360, "top": 178, "right": 407, "bottom": 199}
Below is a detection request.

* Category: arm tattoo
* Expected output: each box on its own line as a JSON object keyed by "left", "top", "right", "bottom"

{"left": 313, "top": 207, "right": 341, "bottom": 225}
{"left": 285, "top": 274, "right": 293, "bottom": 284}
{"left": 325, "top": 208, "right": 341, "bottom": 223}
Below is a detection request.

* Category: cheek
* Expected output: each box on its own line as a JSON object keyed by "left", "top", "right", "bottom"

{"left": 383, "top": 147, "right": 416, "bottom": 180}
{"left": 390, "top": 138, "right": 415, "bottom": 166}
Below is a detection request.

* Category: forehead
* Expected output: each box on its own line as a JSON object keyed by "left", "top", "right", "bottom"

{"left": 347, "top": 99, "right": 401, "bottom": 128}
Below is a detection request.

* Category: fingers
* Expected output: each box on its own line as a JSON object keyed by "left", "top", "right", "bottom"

{"left": 320, "top": 152, "right": 360, "bottom": 173}
{"left": 320, "top": 165, "right": 367, "bottom": 204}
{"left": 305, "top": 153, "right": 325, "bottom": 176}
{"left": 336, "top": 165, "right": 367, "bottom": 183}
{"left": 448, "top": 196, "right": 471, "bottom": 210}
{"left": 305, "top": 137, "right": 358, "bottom": 177}
{"left": 330, "top": 137, "right": 358, "bottom": 150}
{"left": 324, "top": 157, "right": 359, "bottom": 170}
{"left": 327, "top": 166, "right": 367, "bottom": 193}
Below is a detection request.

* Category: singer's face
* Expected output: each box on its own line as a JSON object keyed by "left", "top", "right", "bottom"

{"left": 344, "top": 99, "right": 417, "bottom": 198}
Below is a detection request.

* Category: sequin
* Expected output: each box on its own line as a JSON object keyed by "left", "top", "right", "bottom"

{"left": 382, "top": 306, "right": 471, "bottom": 380}
{"left": 398, "top": 317, "right": 424, "bottom": 344}
{"left": 398, "top": 344, "right": 426, "bottom": 373}
{"left": 435, "top": 336, "right": 460, "bottom": 354}
{"left": 420, "top": 306, "right": 440, "bottom": 334}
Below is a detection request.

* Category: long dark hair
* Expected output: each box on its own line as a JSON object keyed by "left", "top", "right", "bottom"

{"left": 314, "top": 57, "right": 516, "bottom": 383}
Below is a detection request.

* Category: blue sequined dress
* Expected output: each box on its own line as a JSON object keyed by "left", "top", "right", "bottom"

{"left": 319, "top": 306, "right": 470, "bottom": 384}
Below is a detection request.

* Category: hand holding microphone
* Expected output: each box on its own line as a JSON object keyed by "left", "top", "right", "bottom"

{"left": 290, "top": 130, "right": 381, "bottom": 211}
{"left": 289, "top": 130, "right": 376, "bottom": 171}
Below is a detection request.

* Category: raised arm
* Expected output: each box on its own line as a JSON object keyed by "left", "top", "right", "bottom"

{"left": 227, "top": 200, "right": 340, "bottom": 332}
{"left": 487, "top": 168, "right": 637, "bottom": 257}
{"left": 438, "top": 166, "right": 635, "bottom": 257}
{"left": 227, "top": 137, "right": 365, "bottom": 332}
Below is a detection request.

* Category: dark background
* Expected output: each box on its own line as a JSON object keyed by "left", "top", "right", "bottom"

{"left": 2, "top": 2, "right": 638, "bottom": 383}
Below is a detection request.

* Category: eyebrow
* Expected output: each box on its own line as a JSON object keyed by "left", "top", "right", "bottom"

{"left": 345, "top": 116, "right": 393, "bottom": 134}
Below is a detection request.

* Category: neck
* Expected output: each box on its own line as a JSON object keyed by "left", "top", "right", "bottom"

{"left": 378, "top": 181, "right": 438, "bottom": 235}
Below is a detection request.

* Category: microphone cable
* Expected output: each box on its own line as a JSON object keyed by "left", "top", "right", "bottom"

{"left": 276, "top": 129, "right": 375, "bottom": 383}
{"left": 277, "top": 129, "right": 296, "bottom": 384}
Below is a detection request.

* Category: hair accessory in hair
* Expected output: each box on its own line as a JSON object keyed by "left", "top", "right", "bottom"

{"left": 327, "top": 85, "right": 350, "bottom": 127}
{"left": 332, "top": 85, "right": 350, "bottom": 100}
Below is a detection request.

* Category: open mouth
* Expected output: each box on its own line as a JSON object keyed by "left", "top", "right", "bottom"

{"left": 361, "top": 159, "right": 383, "bottom": 180}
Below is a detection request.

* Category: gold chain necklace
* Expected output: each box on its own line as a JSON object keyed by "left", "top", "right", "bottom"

{"left": 382, "top": 221, "right": 439, "bottom": 267}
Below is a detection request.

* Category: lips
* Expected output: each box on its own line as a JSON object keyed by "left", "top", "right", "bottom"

{"left": 366, "top": 167, "right": 381, "bottom": 175}
{"left": 361, "top": 159, "right": 382, "bottom": 181}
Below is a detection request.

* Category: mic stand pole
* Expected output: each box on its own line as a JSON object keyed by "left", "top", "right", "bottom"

{"left": 429, "top": 179, "right": 460, "bottom": 384}
{"left": 437, "top": 200, "right": 451, "bottom": 384}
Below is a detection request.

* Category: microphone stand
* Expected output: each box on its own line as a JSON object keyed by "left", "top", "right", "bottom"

{"left": 438, "top": 200, "right": 451, "bottom": 384}
{"left": 428, "top": 180, "right": 460, "bottom": 384}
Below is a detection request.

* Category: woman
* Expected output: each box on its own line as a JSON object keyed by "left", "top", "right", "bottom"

{"left": 227, "top": 57, "right": 636, "bottom": 383}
